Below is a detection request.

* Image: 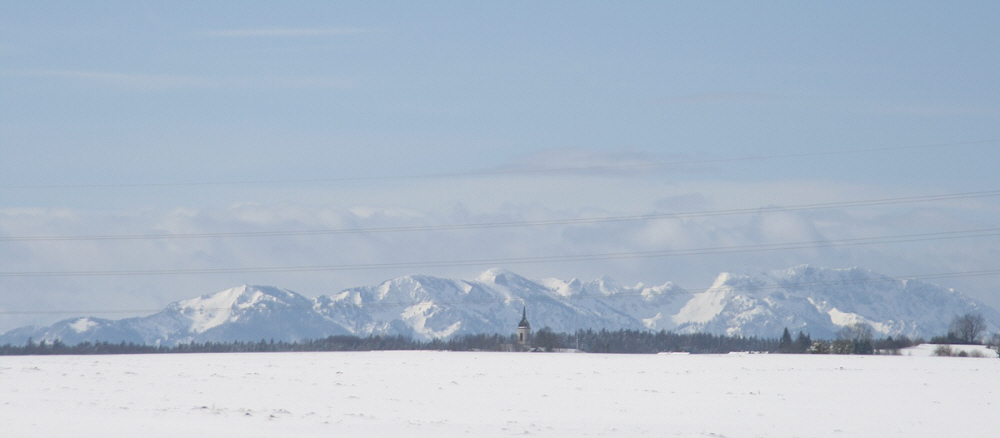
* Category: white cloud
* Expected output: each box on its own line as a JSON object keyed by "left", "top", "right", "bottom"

{"left": 3, "top": 174, "right": 999, "bottom": 333}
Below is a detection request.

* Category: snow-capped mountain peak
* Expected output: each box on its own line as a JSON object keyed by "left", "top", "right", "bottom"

{"left": 3, "top": 267, "right": 998, "bottom": 346}
{"left": 166, "top": 285, "right": 307, "bottom": 334}
{"left": 68, "top": 317, "right": 100, "bottom": 333}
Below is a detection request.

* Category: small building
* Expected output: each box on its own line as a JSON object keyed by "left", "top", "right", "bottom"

{"left": 517, "top": 306, "right": 531, "bottom": 347}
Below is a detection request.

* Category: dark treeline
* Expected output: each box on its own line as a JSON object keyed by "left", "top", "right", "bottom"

{"left": 0, "top": 335, "right": 430, "bottom": 356}
{"left": 533, "top": 328, "right": 777, "bottom": 353}
{"left": 0, "top": 329, "right": 777, "bottom": 356}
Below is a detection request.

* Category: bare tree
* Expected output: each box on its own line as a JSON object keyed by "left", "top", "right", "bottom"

{"left": 948, "top": 313, "right": 987, "bottom": 344}
{"left": 836, "top": 322, "right": 874, "bottom": 354}
{"left": 837, "top": 322, "right": 874, "bottom": 343}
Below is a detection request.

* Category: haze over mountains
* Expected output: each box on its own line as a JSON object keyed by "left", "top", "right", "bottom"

{"left": 3, "top": 265, "right": 998, "bottom": 347}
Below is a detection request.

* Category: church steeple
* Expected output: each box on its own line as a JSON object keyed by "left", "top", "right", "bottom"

{"left": 517, "top": 306, "right": 531, "bottom": 347}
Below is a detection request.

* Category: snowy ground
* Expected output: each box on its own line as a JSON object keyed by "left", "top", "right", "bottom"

{"left": 2, "top": 351, "right": 997, "bottom": 437}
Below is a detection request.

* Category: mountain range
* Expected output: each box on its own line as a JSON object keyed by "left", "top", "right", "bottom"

{"left": 3, "top": 265, "right": 998, "bottom": 346}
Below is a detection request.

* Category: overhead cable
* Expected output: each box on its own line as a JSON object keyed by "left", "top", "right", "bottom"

{"left": 2, "top": 227, "right": 998, "bottom": 277}
{"left": 2, "top": 268, "right": 998, "bottom": 316}
{"left": 2, "top": 139, "right": 995, "bottom": 190}
{"left": 4, "top": 189, "right": 999, "bottom": 242}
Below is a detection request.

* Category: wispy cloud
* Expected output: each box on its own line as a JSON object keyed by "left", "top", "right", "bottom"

{"left": 871, "top": 103, "right": 989, "bottom": 118}
{"left": 494, "top": 148, "right": 721, "bottom": 176}
{"left": 3, "top": 69, "right": 353, "bottom": 91}
{"left": 203, "top": 27, "right": 372, "bottom": 38}
{"left": 651, "top": 92, "right": 780, "bottom": 105}
{"left": 247, "top": 76, "right": 354, "bottom": 90}
{"left": 497, "top": 148, "right": 663, "bottom": 174}
{"left": 3, "top": 69, "right": 216, "bottom": 90}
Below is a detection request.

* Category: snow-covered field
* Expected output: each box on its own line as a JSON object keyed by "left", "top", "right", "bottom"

{"left": 2, "top": 351, "right": 997, "bottom": 437}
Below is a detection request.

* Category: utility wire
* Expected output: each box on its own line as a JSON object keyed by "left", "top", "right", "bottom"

{"left": 4, "top": 189, "right": 999, "bottom": 242}
{"left": 2, "top": 139, "right": 995, "bottom": 190}
{"left": 2, "top": 268, "right": 998, "bottom": 316}
{"left": 2, "top": 227, "right": 998, "bottom": 277}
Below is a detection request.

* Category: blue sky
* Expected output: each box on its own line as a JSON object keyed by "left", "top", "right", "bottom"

{"left": 1, "top": 2, "right": 999, "bottom": 332}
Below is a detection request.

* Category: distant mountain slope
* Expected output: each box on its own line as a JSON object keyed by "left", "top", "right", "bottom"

{"left": 2, "top": 266, "right": 997, "bottom": 346}
{"left": 672, "top": 266, "right": 1000, "bottom": 339}
{"left": 1, "top": 285, "right": 349, "bottom": 346}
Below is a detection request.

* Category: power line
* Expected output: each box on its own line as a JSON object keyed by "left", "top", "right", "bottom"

{"left": 4, "top": 189, "right": 999, "bottom": 242}
{"left": 2, "top": 268, "right": 998, "bottom": 316}
{"left": 2, "top": 227, "right": 998, "bottom": 277}
{"left": 2, "top": 139, "right": 996, "bottom": 190}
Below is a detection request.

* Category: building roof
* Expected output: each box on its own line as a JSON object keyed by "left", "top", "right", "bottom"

{"left": 518, "top": 306, "right": 531, "bottom": 329}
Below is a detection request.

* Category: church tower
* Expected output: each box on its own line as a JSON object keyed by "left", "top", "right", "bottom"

{"left": 517, "top": 306, "right": 531, "bottom": 348}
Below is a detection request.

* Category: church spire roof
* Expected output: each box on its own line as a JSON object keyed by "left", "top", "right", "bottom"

{"left": 518, "top": 306, "right": 531, "bottom": 329}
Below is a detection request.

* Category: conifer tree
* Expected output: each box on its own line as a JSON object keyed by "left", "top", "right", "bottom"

{"left": 778, "top": 328, "right": 793, "bottom": 353}
{"left": 795, "top": 331, "right": 811, "bottom": 353}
